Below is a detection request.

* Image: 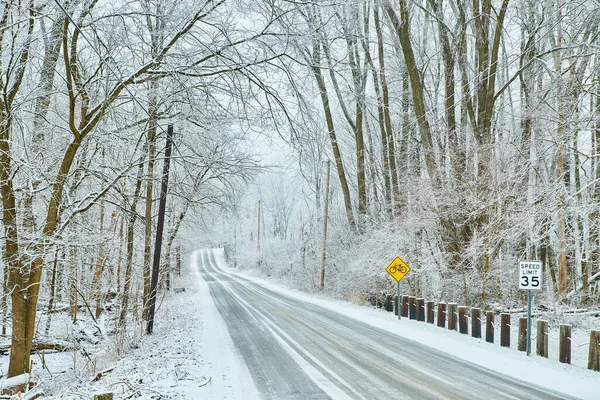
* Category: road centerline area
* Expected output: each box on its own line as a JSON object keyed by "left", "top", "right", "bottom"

{"left": 197, "top": 249, "right": 575, "bottom": 400}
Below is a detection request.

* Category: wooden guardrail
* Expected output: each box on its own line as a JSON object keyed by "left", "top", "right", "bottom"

{"left": 392, "top": 296, "right": 600, "bottom": 371}
{"left": 471, "top": 308, "right": 481, "bottom": 339}
{"left": 426, "top": 301, "right": 434, "bottom": 324}
{"left": 518, "top": 317, "right": 527, "bottom": 351}
{"left": 437, "top": 303, "right": 446, "bottom": 328}
{"left": 500, "top": 313, "right": 511, "bottom": 347}
{"left": 417, "top": 298, "right": 425, "bottom": 322}
{"left": 458, "top": 306, "right": 468, "bottom": 334}
{"left": 486, "top": 311, "right": 494, "bottom": 343}
{"left": 589, "top": 330, "right": 600, "bottom": 371}
{"left": 560, "top": 324, "right": 571, "bottom": 364}
{"left": 536, "top": 320, "right": 548, "bottom": 358}
{"left": 408, "top": 296, "right": 416, "bottom": 320}
{"left": 447, "top": 303, "right": 458, "bottom": 331}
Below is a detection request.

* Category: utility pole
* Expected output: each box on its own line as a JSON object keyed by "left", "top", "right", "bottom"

{"left": 321, "top": 160, "right": 331, "bottom": 290}
{"left": 257, "top": 199, "right": 261, "bottom": 267}
{"left": 257, "top": 199, "right": 261, "bottom": 253}
{"left": 146, "top": 124, "right": 174, "bottom": 335}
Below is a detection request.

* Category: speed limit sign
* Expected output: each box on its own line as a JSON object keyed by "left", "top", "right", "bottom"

{"left": 519, "top": 261, "right": 542, "bottom": 290}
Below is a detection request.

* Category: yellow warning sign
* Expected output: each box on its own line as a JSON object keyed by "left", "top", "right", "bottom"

{"left": 386, "top": 256, "right": 411, "bottom": 282}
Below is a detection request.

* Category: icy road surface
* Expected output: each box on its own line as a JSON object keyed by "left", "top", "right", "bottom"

{"left": 198, "top": 249, "right": 575, "bottom": 400}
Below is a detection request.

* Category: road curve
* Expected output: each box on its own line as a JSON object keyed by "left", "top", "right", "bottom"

{"left": 198, "top": 249, "right": 573, "bottom": 400}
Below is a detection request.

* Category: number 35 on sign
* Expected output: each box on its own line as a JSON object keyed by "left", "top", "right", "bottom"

{"left": 519, "top": 260, "right": 542, "bottom": 290}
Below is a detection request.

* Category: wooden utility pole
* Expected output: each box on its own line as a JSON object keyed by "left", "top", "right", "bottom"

{"left": 146, "top": 125, "right": 174, "bottom": 335}
{"left": 321, "top": 160, "right": 331, "bottom": 290}
{"left": 257, "top": 200, "right": 261, "bottom": 252}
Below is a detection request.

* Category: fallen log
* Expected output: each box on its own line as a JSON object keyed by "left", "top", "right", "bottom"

{"left": 0, "top": 373, "right": 31, "bottom": 396}
{"left": 0, "top": 338, "right": 78, "bottom": 355}
{"left": 563, "top": 308, "right": 589, "bottom": 314}
{"left": 17, "top": 382, "right": 44, "bottom": 400}
{"left": 47, "top": 304, "right": 85, "bottom": 314}
{"left": 33, "top": 339, "right": 79, "bottom": 352}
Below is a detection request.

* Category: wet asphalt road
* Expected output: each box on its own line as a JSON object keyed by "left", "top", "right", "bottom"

{"left": 198, "top": 249, "right": 572, "bottom": 400}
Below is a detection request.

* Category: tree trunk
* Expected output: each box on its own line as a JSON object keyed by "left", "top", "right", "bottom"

{"left": 117, "top": 213, "right": 124, "bottom": 294}
{"left": 44, "top": 250, "right": 59, "bottom": 336}
{"left": 553, "top": 0, "right": 568, "bottom": 296}
{"left": 119, "top": 159, "right": 145, "bottom": 328}
{"left": 428, "top": 0, "right": 461, "bottom": 174}
{"left": 91, "top": 201, "right": 106, "bottom": 319}
{"left": 141, "top": 3, "right": 165, "bottom": 315}
{"left": 384, "top": 1, "right": 439, "bottom": 190}
{"left": 143, "top": 90, "right": 158, "bottom": 320}
{"left": 572, "top": 133, "right": 586, "bottom": 300}
{"left": 589, "top": 59, "right": 600, "bottom": 304}
{"left": 69, "top": 247, "right": 78, "bottom": 324}
{"left": 164, "top": 209, "right": 187, "bottom": 291}
{"left": 374, "top": 4, "right": 400, "bottom": 216}
{"left": 146, "top": 125, "right": 174, "bottom": 335}
{"left": 1, "top": 249, "right": 8, "bottom": 336}
{"left": 363, "top": 12, "right": 391, "bottom": 216}
{"left": 341, "top": 5, "right": 368, "bottom": 226}
{"left": 0, "top": 0, "right": 34, "bottom": 377}
{"left": 1, "top": 118, "right": 27, "bottom": 377}
{"left": 308, "top": 7, "right": 355, "bottom": 228}
{"left": 176, "top": 245, "right": 182, "bottom": 277}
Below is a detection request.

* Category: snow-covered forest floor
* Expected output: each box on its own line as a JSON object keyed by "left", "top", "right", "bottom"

{"left": 0, "top": 256, "right": 257, "bottom": 399}
{"left": 2, "top": 249, "right": 599, "bottom": 399}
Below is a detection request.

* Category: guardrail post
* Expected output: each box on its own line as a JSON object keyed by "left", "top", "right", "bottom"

{"left": 458, "top": 306, "right": 468, "bottom": 334}
{"left": 588, "top": 330, "right": 600, "bottom": 371}
{"left": 426, "top": 301, "right": 434, "bottom": 324}
{"left": 385, "top": 294, "right": 393, "bottom": 312}
{"left": 471, "top": 308, "right": 481, "bottom": 338}
{"left": 437, "top": 302, "right": 446, "bottom": 328}
{"left": 559, "top": 324, "right": 571, "bottom": 364}
{"left": 486, "top": 311, "right": 494, "bottom": 343}
{"left": 518, "top": 317, "right": 527, "bottom": 352}
{"left": 500, "top": 313, "right": 510, "bottom": 347}
{"left": 401, "top": 295, "right": 409, "bottom": 317}
{"left": 447, "top": 303, "right": 458, "bottom": 331}
{"left": 416, "top": 298, "right": 425, "bottom": 321}
{"left": 409, "top": 296, "right": 416, "bottom": 320}
{"left": 536, "top": 320, "right": 548, "bottom": 358}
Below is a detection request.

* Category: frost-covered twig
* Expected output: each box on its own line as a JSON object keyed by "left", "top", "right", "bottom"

{"left": 199, "top": 377, "right": 212, "bottom": 387}
{"left": 90, "top": 366, "right": 116, "bottom": 383}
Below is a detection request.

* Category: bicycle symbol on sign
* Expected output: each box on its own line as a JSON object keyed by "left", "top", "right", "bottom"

{"left": 388, "top": 263, "right": 408, "bottom": 274}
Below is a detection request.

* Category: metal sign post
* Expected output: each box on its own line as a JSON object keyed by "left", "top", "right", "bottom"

{"left": 527, "top": 289, "right": 532, "bottom": 355}
{"left": 397, "top": 282, "right": 400, "bottom": 320}
{"left": 386, "top": 256, "right": 411, "bottom": 321}
{"left": 519, "top": 260, "right": 543, "bottom": 356}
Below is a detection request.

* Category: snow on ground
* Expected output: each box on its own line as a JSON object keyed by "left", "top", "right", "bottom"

{"left": 2, "top": 248, "right": 598, "bottom": 399}
{"left": 214, "top": 247, "right": 600, "bottom": 399}
{"left": 2, "top": 250, "right": 257, "bottom": 399}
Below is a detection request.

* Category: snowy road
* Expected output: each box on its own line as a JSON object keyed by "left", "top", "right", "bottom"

{"left": 198, "top": 249, "right": 573, "bottom": 400}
